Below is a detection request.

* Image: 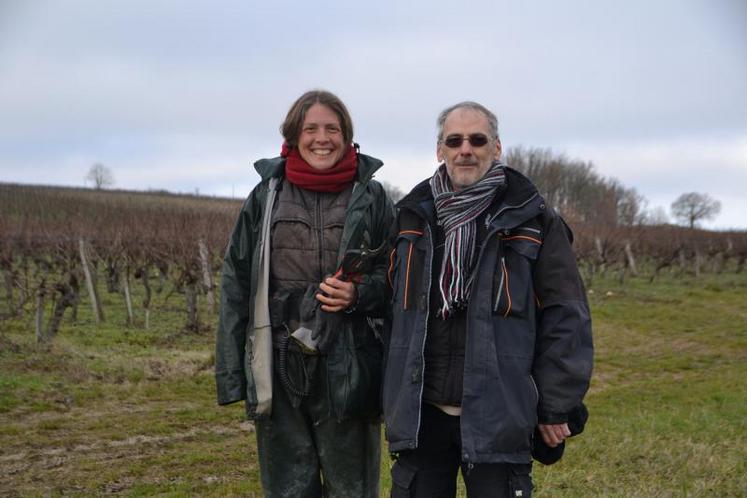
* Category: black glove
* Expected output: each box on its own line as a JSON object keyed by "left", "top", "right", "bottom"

{"left": 532, "top": 403, "right": 589, "bottom": 465}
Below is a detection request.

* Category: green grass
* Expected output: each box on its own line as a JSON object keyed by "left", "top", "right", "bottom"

{"left": 1, "top": 273, "right": 746, "bottom": 496}
{"left": 532, "top": 272, "right": 746, "bottom": 497}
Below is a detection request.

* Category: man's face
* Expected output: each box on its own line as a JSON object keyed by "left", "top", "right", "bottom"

{"left": 437, "top": 108, "right": 502, "bottom": 191}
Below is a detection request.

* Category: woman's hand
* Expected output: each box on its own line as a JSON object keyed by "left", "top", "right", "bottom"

{"left": 316, "top": 276, "right": 357, "bottom": 312}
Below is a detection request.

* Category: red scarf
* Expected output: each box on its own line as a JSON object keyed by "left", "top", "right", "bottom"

{"left": 281, "top": 143, "right": 358, "bottom": 193}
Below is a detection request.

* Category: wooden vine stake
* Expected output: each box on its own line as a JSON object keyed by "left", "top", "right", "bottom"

{"left": 198, "top": 239, "right": 215, "bottom": 313}
{"left": 624, "top": 240, "right": 638, "bottom": 276}
{"left": 123, "top": 264, "right": 134, "bottom": 326}
{"left": 78, "top": 238, "right": 104, "bottom": 325}
{"left": 35, "top": 285, "right": 45, "bottom": 344}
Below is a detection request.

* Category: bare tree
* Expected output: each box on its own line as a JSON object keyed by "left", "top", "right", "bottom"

{"left": 86, "top": 163, "right": 115, "bottom": 189}
{"left": 505, "top": 146, "right": 647, "bottom": 226}
{"left": 670, "top": 192, "right": 721, "bottom": 228}
{"left": 381, "top": 181, "right": 405, "bottom": 203}
{"left": 642, "top": 206, "right": 670, "bottom": 226}
{"left": 615, "top": 185, "right": 647, "bottom": 227}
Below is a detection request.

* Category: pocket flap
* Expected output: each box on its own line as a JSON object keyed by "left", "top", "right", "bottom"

{"left": 504, "top": 235, "right": 541, "bottom": 259}
{"left": 396, "top": 230, "right": 423, "bottom": 244}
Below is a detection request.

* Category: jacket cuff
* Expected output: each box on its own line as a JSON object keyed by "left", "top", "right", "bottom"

{"left": 353, "top": 277, "right": 375, "bottom": 313}
{"left": 344, "top": 283, "right": 359, "bottom": 314}
{"left": 538, "top": 403, "right": 589, "bottom": 434}
{"left": 538, "top": 409, "right": 569, "bottom": 424}
{"left": 215, "top": 368, "right": 247, "bottom": 405}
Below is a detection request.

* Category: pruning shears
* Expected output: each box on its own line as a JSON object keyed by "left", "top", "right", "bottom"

{"left": 332, "top": 240, "right": 387, "bottom": 283}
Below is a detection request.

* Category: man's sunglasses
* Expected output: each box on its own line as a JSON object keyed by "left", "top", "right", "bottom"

{"left": 441, "top": 134, "right": 491, "bottom": 148}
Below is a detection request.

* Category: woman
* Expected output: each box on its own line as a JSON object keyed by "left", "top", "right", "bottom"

{"left": 215, "top": 90, "right": 393, "bottom": 497}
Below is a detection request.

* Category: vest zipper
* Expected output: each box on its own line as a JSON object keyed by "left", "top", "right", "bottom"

{"left": 316, "top": 194, "right": 324, "bottom": 282}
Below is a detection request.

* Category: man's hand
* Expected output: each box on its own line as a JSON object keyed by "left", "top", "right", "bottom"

{"left": 316, "top": 276, "right": 357, "bottom": 312}
{"left": 538, "top": 423, "right": 571, "bottom": 448}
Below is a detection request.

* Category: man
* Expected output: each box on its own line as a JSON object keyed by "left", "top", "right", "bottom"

{"left": 383, "top": 102, "right": 593, "bottom": 497}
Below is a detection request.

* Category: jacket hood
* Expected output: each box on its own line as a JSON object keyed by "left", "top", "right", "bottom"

{"left": 253, "top": 152, "right": 384, "bottom": 184}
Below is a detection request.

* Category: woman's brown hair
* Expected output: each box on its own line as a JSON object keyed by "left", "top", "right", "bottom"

{"left": 280, "top": 90, "right": 354, "bottom": 147}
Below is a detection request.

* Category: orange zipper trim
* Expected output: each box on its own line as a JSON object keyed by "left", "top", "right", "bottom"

{"left": 502, "top": 235, "right": 541, "bottom": 244}
{"left": 501, "top": 257, "right": 512, "bottom": 318}
{"left": 387, "top": 248, "right": 396, "bottom": 289}
{"left": 404, "top": 242, "right": 414, "bottom": 310}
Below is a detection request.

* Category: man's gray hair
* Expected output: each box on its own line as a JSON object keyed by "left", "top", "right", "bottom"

{"left": 437, "top": 101, "right": 499, "bottom": 141}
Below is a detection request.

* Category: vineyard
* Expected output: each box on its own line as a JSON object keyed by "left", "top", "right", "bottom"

{"left": 0, "top": 183, "right": 240, "bottom": 340}
{"left": 1, "top": 182, "right": 746, "bottom": 342}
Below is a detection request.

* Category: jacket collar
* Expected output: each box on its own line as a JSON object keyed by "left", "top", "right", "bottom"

{"left": 396, "top": 177, "right": 436, "bottom": 225}
{"left": 397, "top": 166, "right": 545, "bottom": 228}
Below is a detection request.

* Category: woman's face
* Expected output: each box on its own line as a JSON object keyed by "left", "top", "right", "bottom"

{"left": 297, "top": 103, "right": 346, "bottom": 170}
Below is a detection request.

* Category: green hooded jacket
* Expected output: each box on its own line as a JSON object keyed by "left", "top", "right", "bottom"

{"left": 215, "top": 153, "right": 395, "bottom": 420}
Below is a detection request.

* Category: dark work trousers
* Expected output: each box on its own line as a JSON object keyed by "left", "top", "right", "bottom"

{"left": 255, "top": 349, "right": 381, "bottom": 498}
{"left": 390, "top": 403, "right": 533, "bottom": 498}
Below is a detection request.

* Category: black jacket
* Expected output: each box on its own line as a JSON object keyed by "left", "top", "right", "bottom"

{"left": 383, "top": 167, "right": 593, "bottom": 464}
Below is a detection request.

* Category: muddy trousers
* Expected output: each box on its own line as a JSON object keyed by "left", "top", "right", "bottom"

{"left": 255, "top": 356, "right": 381, "bottom": 498}
{"left": 389, "top": 403, "right": 533, "bottom": 498}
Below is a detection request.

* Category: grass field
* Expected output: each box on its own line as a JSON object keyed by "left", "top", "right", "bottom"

{"left": 1, "top": 272, "right": 745, "bottom": 497}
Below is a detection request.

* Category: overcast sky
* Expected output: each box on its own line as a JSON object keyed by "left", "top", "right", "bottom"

{"left": 1, "top": 0, "right": 745, "bottom": 229}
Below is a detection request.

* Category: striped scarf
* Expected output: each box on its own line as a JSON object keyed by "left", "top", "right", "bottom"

{"left": 430, "top": 161, "right": 506, "bottom": 318}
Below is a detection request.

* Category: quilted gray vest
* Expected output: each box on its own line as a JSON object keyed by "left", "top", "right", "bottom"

{"left": 269, "top": 179, "right": 353, "bottom": 293}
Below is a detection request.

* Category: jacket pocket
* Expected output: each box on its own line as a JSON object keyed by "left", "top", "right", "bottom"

{"left": 493, "top": 234, "right": 541, "bottom": 318}
{"left": 390, "top": 459, "right": 417, "bottom": 497}
{"left": 509, "top": 463, "right": 534, "bottom": 497}
{"left": 326, "top": 318, "right": 383, "bottom": 420}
